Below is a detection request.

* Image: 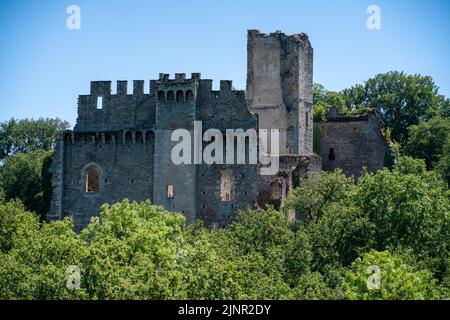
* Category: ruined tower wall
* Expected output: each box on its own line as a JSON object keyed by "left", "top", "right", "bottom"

{"left": 316, "top": 112, "right": 387, "bottom": 179}
{"left": 246, "top": 30, "right": 313, "bottom": 155}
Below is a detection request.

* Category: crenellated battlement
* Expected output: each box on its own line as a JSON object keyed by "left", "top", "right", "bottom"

{"left": 155, "top": 73, "right": 202, "bottom": 104}
{"left": 90, "top": 80, "right": 149, "bottom": 96}
{"left": 156, "top": 72, "right": 202, "bottom": 83}
{"left": 76, "top": 74, "right": 245, "bottom": 132}
{"left": 75, "top": 80, "right": 156, "bottom": 132}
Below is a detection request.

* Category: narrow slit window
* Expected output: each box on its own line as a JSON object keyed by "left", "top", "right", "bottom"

{"left": 167, "top": 185, "right": 174, "bottom": 198}
{"left": 328, "top": 148, "right": 335, "bottom": 161}
{"left": 85, "top": 166, "right": 100, "bottom": 193}
{"left": 97, "top": 96, "right": 103, "bottom": 110}
{"left": 220, "top": 171, "right": 232, "bottom": 202}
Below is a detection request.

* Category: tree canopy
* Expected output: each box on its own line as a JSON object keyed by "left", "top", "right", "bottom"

{"left": 0, "top": 157, "right": 448, "bottom": 300}
{"left": 341, "top": 72, "right": 449, "bottom": 144}
{"left": 0, "top": 118, "right": 69, "bottom": 161}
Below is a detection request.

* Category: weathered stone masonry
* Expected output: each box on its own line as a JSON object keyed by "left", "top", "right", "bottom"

{"left": 316, "top": 107, "right": 388, "bottom": 179}
{"left": 47, "top": 30, "right": 387, "bottom": 231}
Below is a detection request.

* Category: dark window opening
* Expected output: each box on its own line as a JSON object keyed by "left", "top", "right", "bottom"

{"left": 176, "top": 90, "right": 184, "bottom": 103}
{"left": 167, "top": 91, "right": 175, "bottom": 103}
{"left": 328, "top": 148, "right": 335, "bottom": 161}
{"left": 85, "top": 166, "right": 100, "bottom": 193}
{"left": 135, "top": 131, "right": 143, "bottom": 143}
{"left": 158, "top": 91, "right": 165, "bottom": 102}
{"left": 186, "top": 90, "right": 194, "bottom": 102}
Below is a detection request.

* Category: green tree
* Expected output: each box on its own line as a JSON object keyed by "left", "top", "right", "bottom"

{"left": 0, "top": 199, "right": 87, "bottom": 299}
{"left": 404, "top": 117, "right": 450, "bottom": 170}
{"left": 313, "top": 83, "right": 347, "bottom": 121}
{"left": 284, "top": 170, "right": 356, "bottom": 223}
{"left": 436, "top": 138, "right": 450, "bottom": 185}
{"left": 342, "top": 71, "right": 448, "bottom": 143}
{"left": 343, "top": 250, "right": 438, "bottom": 300}
{"left": 0, "top": 118, "right": 68, "bottom": 161}
{"left": 306, "top": 203, "right": 371, "bottom": 272}
{"left": 356, "top": 157, "right": 450, "bottom": 275}
{"left": 80, "top": 200, "right": 188, "bottom": 299}
{"left": 292, "top": 271, "right": 338, "bottom": 300}
{"left": 0, "top": 150, "right": 54, "bottom": 218}
{"left": 209, "top": 208, "right": 297, "bottom": 299}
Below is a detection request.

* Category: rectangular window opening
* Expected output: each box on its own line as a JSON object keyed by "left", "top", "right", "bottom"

{"left": 167, "top": 185, "right": 174, "bottom": 198}
{"left": 97, "top": 96, "right": 103, "bottom": 110}
{"left": 220, "top": 171, "right": 232, "bottom": 201}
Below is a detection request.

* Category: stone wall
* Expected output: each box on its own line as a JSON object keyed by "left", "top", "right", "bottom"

{"left": 196, "top": 79, "right": 259, "bottom": 228}
{"left": 246, "top": 30, "right": 313, "bottom": 155}
{"left": 47, "top": 30, "right": 323, "bottom": 231}
{"left": 75, "top": 80, "right": 155, "bottom": 132}
{"left": 56, "top": 131, "right": 154, "bottom": 231}
{"left": 316, "top": 108, "right": 387, "bottom": 179}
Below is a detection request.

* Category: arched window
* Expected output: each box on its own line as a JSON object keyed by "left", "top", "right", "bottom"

{"left": 305, "top": 111, "right": 309, "bottom": 128}
{"left": 186, "top": 90, "right": 194, "bottom": 102}
{"left": 167, "top": 90, "right": 175, "bottom": 103}
{"left": 176, "top": 90, "right": 184, "bottom": 103}
{"left": 158, "top": 90, "right": 165, "bottom": 102}
{"left": 85, "top": 165, "right": 100, "bottom": 193}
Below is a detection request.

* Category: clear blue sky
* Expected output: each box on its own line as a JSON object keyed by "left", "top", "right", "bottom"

{"left": 0, "top": 0, "right": 449, "bottom": 127}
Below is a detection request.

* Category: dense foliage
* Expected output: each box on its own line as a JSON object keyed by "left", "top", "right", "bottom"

{"left": 0, "top": 118, "right": 68, "bottom": 161}
{"left": 341, "top": 72, "right": 449, "bottom": 144}
{"left": 0, "top": 150, "right": 53, "bottom": 219}
{"left": 0, "top": 118, "right": 67, "bottom": 218}
{"left": 0, "top": 71, "right": 448, "bottom": 300}
{"left": 313, "top": 71, "right": 450, "bottom": 184}
{"left": 0, "top": 157, "right": 448, "bottom": 300}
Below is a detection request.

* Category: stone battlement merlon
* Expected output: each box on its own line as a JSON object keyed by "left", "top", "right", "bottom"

{"left": 156, "top": 72, "right": 202, "bottom": 83}
{"left": 90, "top": 80, "right": 150, "bottom": 96}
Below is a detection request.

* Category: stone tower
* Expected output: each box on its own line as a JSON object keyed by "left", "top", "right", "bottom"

{"left": 246, "top": 30, "right": 314, "bottom": 156}
{"left": 153, "top": 73, "right": 201, "bottom": 223}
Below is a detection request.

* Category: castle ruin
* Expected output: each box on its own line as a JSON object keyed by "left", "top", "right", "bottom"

{"left": 47, "top": 30, "right": 386, "bottom": 230}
